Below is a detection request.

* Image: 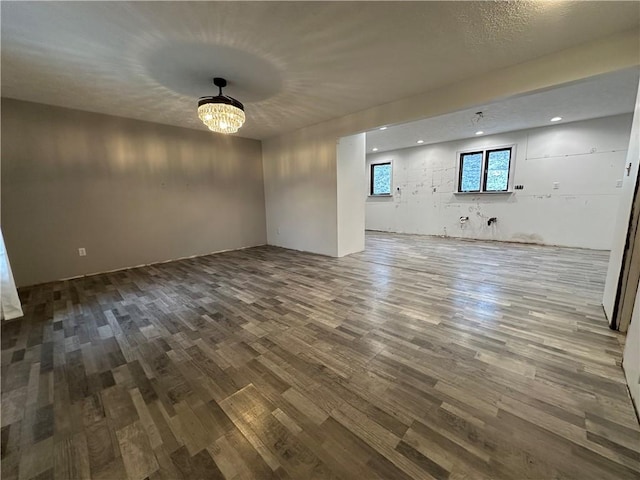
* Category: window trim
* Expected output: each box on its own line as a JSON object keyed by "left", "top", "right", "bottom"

{"left": 455, "top": 144, "right": 515, "bottom": 194}
{"left": 369, "top": 161, "right": 393, "bottom": 197}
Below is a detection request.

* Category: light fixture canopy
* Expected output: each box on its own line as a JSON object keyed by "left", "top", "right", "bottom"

{"left": 198, "top": 78, "right": 245, "bottom": 134}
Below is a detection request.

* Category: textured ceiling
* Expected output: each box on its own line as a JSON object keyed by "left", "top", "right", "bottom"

{"left": 2, "top": 1, "right": 639, "bottom": 140}
{"left": 366, "top": 68, "right": 640, "bottom": 153}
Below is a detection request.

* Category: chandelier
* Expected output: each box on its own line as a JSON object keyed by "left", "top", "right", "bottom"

{"left": 198, "top": 78, "right": 245, "bottom": 134}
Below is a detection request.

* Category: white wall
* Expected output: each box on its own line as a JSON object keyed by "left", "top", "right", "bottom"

{"left": 263, "top": 31, "right": 639, "bottom": 257}
{"left": 0, "top": 229, "right": 23, "bottom": 320}
{"left": 262, "top": 130, "right": 338, "bottom": 255}
{"left": 604, "top": 79, "right": 640, "bottom": 321}
{"left": 337, "top": 134, "right": 366, "bottom": 256}
{"left": 623, "top": 283, "right": 640, "bottom": 412}
{"left": 365, "top": 115, "right": 632, "bottom": 250}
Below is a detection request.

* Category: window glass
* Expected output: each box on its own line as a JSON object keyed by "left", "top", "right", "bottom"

{"left": 459, "top": 152, "right": 483, "bottom": 192}
{"left": 485, "top": 149, "right": 511, "bottom": 191}
{"left": 371, "top": 163, "right": 392, "bottom": 195}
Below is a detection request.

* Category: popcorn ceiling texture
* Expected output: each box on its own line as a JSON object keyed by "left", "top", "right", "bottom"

{"left": 1, "top": 1, "right": 638, "bottom": 140}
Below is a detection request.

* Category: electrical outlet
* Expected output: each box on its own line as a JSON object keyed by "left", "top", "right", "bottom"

{"left": 553, "top": 182, "right": 559, "bottom": 189}
{"left": 78, "top": 248, "right": 86, "bottom": 257}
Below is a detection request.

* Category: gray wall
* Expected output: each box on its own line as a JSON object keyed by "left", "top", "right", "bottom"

{"left": 1, "top": 98, "right": 267, "bottom": 287}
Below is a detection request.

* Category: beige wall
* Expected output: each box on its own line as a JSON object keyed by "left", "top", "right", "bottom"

{"left": 263, "top": 29, "right": 640, "bottom": 257}
{"left": 1, "top": 98, "right": 266, "bottom": 287}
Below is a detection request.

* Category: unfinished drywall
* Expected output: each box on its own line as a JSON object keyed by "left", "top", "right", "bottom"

{"left": 365, "top": 114, "right": 632, "bottom": 250}
{"left": 262, "top": 30, "right": 639, "bottom": 257}
{"left": 1, "top": 98, "right": 266, "bottom": 287}
{"left": 337, "top": 133, "right": 366, "bottom": 257}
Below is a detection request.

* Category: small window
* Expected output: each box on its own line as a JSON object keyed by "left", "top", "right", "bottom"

{"left": 371, "top": 162, "right": 392, "bottom": 195}
{"left": 457, "top": 147, "right": 512, "bottom": 193}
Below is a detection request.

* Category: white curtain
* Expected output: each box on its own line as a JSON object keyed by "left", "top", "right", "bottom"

{"left": 1, "top": 229, "right": 23, "bottom": 320}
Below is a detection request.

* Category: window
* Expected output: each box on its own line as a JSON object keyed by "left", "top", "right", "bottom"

{"left": 458, "top": 147, "right": 512, "bottom": 193}
{"left": 459, "top": 152, "right": 483, "bottom": 192}
{"left": 484, "top": 148, "right": 511, "bottom": 192}
{"left": 370, "top": 162, "right": 392, "bottom": 195}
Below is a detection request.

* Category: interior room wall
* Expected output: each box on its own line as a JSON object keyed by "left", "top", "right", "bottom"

{"left": 365, "top": 114, "right": 632, "bottom": 250}
{"left": 604, "top": 78, "right": 640, "bottom": 322}
{"left": 262, "top": 30, "right": 639, "bottom": 257}
{"left": 262, "top": 128, "right": 338, "bottom": 256}
{"left": 337, "top": 133, "right": 366, "bottom": 257}
{"left": 1, "top": 98, "right": 267, "bottom": 287}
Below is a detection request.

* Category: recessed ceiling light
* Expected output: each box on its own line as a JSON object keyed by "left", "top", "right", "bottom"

{"left": 380, "top": 126, "right": 387, "bottom": 130}
{"left": 417, "top": 140, "right": 424, "bottom": 144}
{"left": 550, "top": 116, "right": 562, "bottom": 122}
{"left": 372, "top": 147, "right": 379, "bottom": 152}
{"left": 475, "top": 131, "right": 484, "bottom": 135}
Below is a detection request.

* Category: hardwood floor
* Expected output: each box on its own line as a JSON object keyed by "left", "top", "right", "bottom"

{"left": 2, "top": 232, "right": 639, "bottom": 480}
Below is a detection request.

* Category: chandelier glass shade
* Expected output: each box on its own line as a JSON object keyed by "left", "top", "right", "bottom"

{"left": 198, "top": 78, "right": 245, "bottom": 134}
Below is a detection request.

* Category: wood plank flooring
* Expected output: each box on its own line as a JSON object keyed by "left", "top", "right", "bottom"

{"left": 2, "top": 231, "right": 639, "bottom": 479}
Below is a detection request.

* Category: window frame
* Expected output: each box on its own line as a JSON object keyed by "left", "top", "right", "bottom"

{"left": 455, "top": 144, "right": 515, "bottom": 194}
{"left": 369, "top": 161, "right": 393, "bottom": 196}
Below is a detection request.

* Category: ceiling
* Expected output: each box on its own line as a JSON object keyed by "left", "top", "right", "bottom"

{"left": 2, "top": 1, "right": 639, "bottom": 140}
{"left": 366, "top": 68, "right": 640, "bottom": 153}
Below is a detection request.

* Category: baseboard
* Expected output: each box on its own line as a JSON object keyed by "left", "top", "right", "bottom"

{"left": 20, "top": 243, "right": 267, "bottom": 289}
